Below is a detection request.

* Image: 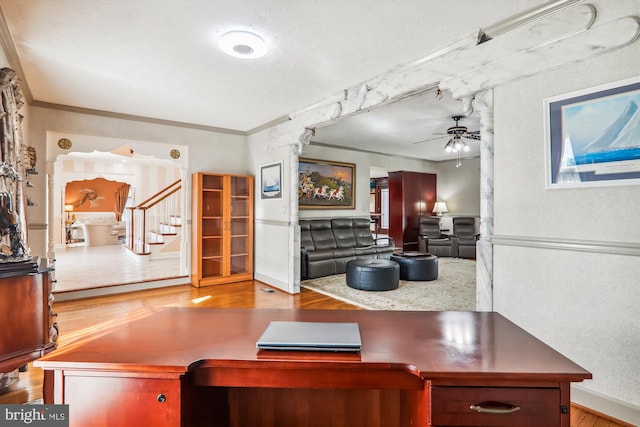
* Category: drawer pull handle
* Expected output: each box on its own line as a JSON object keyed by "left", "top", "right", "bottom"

{"left": 470, "top": 401, "right": 521, "bottom": 415}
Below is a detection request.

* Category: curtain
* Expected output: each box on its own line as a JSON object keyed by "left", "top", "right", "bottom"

{"left": 114, "top": 183, "right": 130, "bottom": 221}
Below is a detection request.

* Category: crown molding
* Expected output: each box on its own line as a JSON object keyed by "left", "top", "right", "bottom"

{"left": 31, "top": 100, "right": 245, "bottom": 135}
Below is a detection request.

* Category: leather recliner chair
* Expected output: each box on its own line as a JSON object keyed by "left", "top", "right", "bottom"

{"left": 452, "top": 217, "right": 479, "bottom": 259}
{"left": 418, "top": 216, "right": 455, "bottom": 257}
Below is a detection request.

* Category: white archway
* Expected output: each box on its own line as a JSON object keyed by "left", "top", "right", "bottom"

{"left": 45, "top": 132, "right": 190, "bottom": 291}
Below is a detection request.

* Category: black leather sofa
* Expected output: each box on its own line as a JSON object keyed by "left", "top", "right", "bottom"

{"left": 300, "top": 218, "right": 395, "bottom": 279}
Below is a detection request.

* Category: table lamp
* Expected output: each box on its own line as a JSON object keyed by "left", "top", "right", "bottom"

{"left": 64, "top": 204, "right": 73, "bottom": 222}
{"left": 432, "top": 201, "right": 448, "bottom": 217}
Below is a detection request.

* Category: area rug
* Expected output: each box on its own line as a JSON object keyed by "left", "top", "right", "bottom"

{"left": 301, "top": 258, "right": 476, "bottom": 311}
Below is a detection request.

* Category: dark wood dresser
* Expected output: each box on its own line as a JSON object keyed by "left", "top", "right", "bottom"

{"left": 0, "top": 258, "right": 57, "bottom": 379}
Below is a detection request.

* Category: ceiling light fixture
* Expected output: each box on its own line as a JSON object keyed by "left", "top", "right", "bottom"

{"left": 219, "top": 31, "right": 267, "bottom": 59}
{"left": 444, "top": 135, "right": 469, "bottom": 153}
{"left": 442, "top": 135, "right": 469, "bottom": 168}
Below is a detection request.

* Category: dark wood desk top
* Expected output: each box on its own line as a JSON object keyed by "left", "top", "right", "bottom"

{"left": 35, "top": 308, "right": 591, "bottom": 384}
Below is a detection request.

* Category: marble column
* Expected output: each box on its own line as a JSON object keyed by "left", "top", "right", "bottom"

{"left": 288, "top": 129, "right": 313, "bottom": 294}
{"left": 474, "top": 89, "right": 494, "bottom": 312}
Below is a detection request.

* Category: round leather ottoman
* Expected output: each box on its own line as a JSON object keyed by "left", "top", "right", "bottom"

{"left": 346, "top": 259, "right": 399, "bottom": 291}
{"left": 391, "top": 253, "right": 438, "bottom": 281}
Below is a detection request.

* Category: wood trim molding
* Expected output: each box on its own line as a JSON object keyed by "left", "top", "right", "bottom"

{"left": 27, "top": 223, "right": 47, "bottom": 230}
{"left": 255, "top": 219, "right": 290, "bottom": 227}
{"left": 492, "top": 235, "right": 640, "bottom": 257}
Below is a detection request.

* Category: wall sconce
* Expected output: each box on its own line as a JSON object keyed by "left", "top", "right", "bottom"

{"left": 432, "top": 201, "right": 448, "bottom": 217}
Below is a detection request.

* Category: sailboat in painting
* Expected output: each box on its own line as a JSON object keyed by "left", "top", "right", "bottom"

{"left": 572, "top": 100, "right": 640, "bottom": 165}
{"left": 557, "top": 136, "right": 581, "bottom": 184}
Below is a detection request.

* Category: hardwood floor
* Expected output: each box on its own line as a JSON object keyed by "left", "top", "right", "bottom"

{"left": 571, "top": 403, "right": 636, "bottom": 427}
{"left": 53, "top": 244, "right": 183, "bottom": 293}
{"left": 0, "top": 280, "right": 633, "bottom": 427}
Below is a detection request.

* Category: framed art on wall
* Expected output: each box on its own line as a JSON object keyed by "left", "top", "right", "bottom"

{"left": 260, "top": 161, "right": 282, "bottom": 199}
{"left": 298, "top": 158, "right": 355, "bottom": 209}
{"left": 544, "top": 76, "right": 640, "bottom": 188}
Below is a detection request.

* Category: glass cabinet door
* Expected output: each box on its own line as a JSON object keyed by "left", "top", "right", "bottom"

{"left": 201, "top": 175, "right": 224, "bottom": 279}
{"left": 229, "top": 176, "right": 251, "bottom": 275}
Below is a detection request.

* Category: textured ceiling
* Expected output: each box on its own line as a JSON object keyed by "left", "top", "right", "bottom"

{"left": 313, "top": 89, "right": 482, "bottom": 162}
{"left": 0, "top": 0, "right": 547, "bottom": 161}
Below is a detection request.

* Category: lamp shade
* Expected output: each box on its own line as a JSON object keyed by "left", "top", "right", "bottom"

{"left": 64, "top": 204, "right": 74, "bottom": 212}
{"left": 432, "top": 201, "right": 448, "bottom": 216}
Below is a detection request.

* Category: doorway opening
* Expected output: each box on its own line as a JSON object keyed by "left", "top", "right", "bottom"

{"left": 47, "top": 133, "right": 189, "bottom": 298}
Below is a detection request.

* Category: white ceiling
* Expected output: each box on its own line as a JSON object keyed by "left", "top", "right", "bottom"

{"left": 0, "top": 0, "right": 546, "bottom": 161}
{"left": 313, "top": 89, "right": 482, "bottom": 162}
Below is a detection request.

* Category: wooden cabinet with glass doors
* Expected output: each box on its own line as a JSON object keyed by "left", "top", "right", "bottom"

{"left": 191, "top": 173, "right": 253, "bottom": 287}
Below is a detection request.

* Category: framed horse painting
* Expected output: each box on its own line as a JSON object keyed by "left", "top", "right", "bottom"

{"left": 298, "top": 158, "right": 355, "bottom": 209}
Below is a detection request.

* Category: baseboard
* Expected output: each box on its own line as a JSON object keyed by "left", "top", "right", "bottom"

{"left": 54, "top": 276, "right": 189, "bottom": 301}
{"left": 253, "top": 272, "right": 295, "bottom": 294}
{"left": 572, "top": 384, "right": 640, "bottom": 426}
{"left": 150, "top": 252, "right": 180, "bottom": 261}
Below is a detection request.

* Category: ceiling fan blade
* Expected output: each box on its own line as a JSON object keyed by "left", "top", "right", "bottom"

{"left": 462, "top": 134, "right": 481, "bottom": 141}
{"left": 412, "top": 136, "right": 444, "bottom": 145}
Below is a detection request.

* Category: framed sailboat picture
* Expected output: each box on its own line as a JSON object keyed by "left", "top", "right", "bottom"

{"left": 260, "top": 161, "right": 282, "bottom": 199}
{"left": 544, "top": 76, "right": 640, "bottom": 188}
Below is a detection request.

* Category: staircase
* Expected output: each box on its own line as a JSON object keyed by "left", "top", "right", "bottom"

{"left": 126, "top": 179, "right": 182, "bottom": 260}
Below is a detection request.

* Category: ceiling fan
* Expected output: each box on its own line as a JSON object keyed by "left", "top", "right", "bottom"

{"left": 412, "top": 115, "right": 480, "bottom": 168}
{"left": 413, "top": 115, "right": 480, "bottom": 152}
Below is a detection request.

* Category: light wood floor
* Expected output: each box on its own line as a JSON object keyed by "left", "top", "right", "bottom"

{"left": 53, "top": 244, "right": 183, "bottom": 292}
{"left": 0, "top": 281, "right": 633, "bottom": 427}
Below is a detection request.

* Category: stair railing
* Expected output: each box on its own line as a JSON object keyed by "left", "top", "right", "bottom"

{"left": 126, "top": 179, "right": 182, "bottom": 255}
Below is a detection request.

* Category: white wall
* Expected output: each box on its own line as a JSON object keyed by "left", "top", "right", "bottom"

{"left": 435, "top": 157, "right": 480, "bottom": 231}
{"left": 493, "top": 36, "right": 640, "bottom": 423}
{"left": 247, "top": 130, "right": 293, "bottom": 292}
{"left": 0, "top": 46, "right": 9, "bottom": 67}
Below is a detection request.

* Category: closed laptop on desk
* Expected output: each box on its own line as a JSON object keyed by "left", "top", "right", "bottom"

{"left": 256, "top": 321, "right": 362, "bottom": 352}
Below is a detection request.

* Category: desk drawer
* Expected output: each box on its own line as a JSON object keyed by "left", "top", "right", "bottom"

{"left": 430, "top": 386, "right": 560, "bottom": 427}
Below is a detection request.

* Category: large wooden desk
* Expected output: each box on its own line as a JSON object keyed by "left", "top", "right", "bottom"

{"left": 35, "top": 308, "right": 591, "bottom": 427}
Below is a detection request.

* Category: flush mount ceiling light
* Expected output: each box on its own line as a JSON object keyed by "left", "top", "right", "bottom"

{"left": 219, "top": 31, "right": 267, "bottom": 59}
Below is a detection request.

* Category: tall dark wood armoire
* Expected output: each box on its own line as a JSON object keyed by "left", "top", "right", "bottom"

{"left": 388, "top": 171, "right": 437, "bottom": 252}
